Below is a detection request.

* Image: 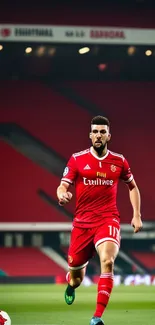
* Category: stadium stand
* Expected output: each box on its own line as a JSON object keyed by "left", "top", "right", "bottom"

{"left": 0, "top": 80, "right": 92, "bottom": 221}
{"left": 0, "top": 141, "right": 69, "bottom": 222}
{"left": 130, "top": 251, "right": 155, "bottom": 272}
{"left": 0, "top": 247, "right": 66, "bottom": 276}
{"left": 0, "top": 80, "right": 91, "bottom": 159}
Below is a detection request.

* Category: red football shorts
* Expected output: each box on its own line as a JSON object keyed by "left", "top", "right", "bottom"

{"left": 68, "top": 218, "right": 120, "bottom": 270}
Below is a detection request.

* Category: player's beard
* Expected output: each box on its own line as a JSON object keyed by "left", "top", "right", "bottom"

{"left": 93, "top": 143, "right": 106, "bottom": 156}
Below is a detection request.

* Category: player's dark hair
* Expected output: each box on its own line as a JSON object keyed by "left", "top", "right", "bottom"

{"left": 91, "top": 115, "right": 110, "bottom": 127}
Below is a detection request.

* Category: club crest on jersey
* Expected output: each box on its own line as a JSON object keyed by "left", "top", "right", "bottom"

{"left": 63, "top": 167, "right": 69, "bottom": 176}
{"left": 68, "top": 255, "right": 73, "bottom": 263}
{"left": 110, "top": 164, "right": 116, "bottom": 172}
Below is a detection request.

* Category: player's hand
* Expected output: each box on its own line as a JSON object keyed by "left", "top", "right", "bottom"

{"left": 131, "top": 215, "right": 143, "bottom": 233}
{"left": 58, "top": 192, "right": 72, "bottom": 206}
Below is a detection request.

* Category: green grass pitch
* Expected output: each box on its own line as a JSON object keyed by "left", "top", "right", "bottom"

{"left": 0, "top": 284, "right": 155, "bottom": 325}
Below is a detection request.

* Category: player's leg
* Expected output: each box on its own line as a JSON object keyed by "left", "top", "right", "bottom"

{"left": 90, "top": 222, "right": 120, "bottom": 325}
{"left": 67, "top": 266, "right": 86, "bottom": 287}
{"left": 90, "top": 241, "right": 118, "bottom": 324}
{"left": 65, "top": 226, "right": 94, "bottom": 305}
{"left": 65, "top": 266, "right": 86, "bottom": 305}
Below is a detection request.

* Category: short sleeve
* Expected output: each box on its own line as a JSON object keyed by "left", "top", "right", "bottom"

{"left": 120, "top": 158, "right": 134, "bottom": 183}
{"left": 61, "top": 155, "right": 78, "bottom": 184}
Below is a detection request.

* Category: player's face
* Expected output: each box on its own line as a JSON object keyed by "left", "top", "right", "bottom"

{"left": 90, "top": 124, "right": 111, "bottom": 151}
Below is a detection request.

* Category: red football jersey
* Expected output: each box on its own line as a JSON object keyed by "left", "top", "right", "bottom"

{"left": 61, "top": 147, "right": 133, "bottom": 228}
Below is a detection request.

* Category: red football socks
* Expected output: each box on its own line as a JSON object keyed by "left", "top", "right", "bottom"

{"left": 94, "top": 273, "right": 114, "bottom": 317}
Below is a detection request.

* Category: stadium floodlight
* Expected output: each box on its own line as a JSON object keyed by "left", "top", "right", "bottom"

{"left": 0, "top": 45, "right": 3, "bottom": 51}
{"left": 25, "top": 47, "right": 32, "bottom": 54}
{"left": 145, "top": 49, "right": 152, "bottom": 56}
{"left": 127, "top": 46, "right": 136, "bottom": 56}
{"left": 36, "top": 46, "right": 46, "bottom": 56}
{"left": 78, "top": 47, "right": 90, "bottom": 54}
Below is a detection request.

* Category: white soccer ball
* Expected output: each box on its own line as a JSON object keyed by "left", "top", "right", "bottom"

{"left": 0, "top": 310, "right": 11, "bottom": 325}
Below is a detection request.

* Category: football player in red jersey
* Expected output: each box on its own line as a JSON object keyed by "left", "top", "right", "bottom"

{"left": 57, "top": 116, "right": 143, "bottom": 325}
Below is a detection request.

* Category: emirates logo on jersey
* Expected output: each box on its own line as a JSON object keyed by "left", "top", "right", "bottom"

{"left": 83, "top": 177, "right": 113, "bottom": 186}
{"left": 110, "top": 164, "right": 116, "bottom": 172}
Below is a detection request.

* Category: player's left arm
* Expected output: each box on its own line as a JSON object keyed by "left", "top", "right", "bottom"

{"left": 127, "top": 179, "right": 143, "bottom": 233}
{"left": 121, "top": 157, "right": 143, "bottom": 233}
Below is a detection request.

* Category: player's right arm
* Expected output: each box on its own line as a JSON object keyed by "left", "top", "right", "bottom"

{"left": 57, "top": 181, "right": 72, "bottom": 206}
{"left": 57, "top": 155, "right": 77, "bottom": 206}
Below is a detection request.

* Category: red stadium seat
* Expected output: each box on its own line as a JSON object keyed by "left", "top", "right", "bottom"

{"left": 0, "top": 247, "right": 66, "bottom": 276}
{"left": 0, "top": 80, "right": 91, "bottom": 159}
{"left": 130, "top": 251, "right": 155, "bottom": 271}
{"left": 0, "top": 141, "right": 69, "bottom": 222}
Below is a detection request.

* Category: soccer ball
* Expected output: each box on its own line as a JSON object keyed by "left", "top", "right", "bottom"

{"left": 0, "top": 311, "right": 11, "bottom": 325}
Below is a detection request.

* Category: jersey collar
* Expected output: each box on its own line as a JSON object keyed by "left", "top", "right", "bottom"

{"left": 90, "top": 147, "right": 109, "bottom": 160}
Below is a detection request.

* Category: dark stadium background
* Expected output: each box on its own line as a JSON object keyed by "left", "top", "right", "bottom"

{"left": 0, "top": 0, "right": 155, "bottom": 286}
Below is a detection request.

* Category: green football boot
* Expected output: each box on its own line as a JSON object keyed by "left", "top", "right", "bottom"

{"left": 64, "top": 284, "right": 75, "bottom": 305}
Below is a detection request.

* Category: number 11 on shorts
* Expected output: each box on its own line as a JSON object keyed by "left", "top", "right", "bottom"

{"left": 108, "top": 225, "right": 119, "bottom": 240}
